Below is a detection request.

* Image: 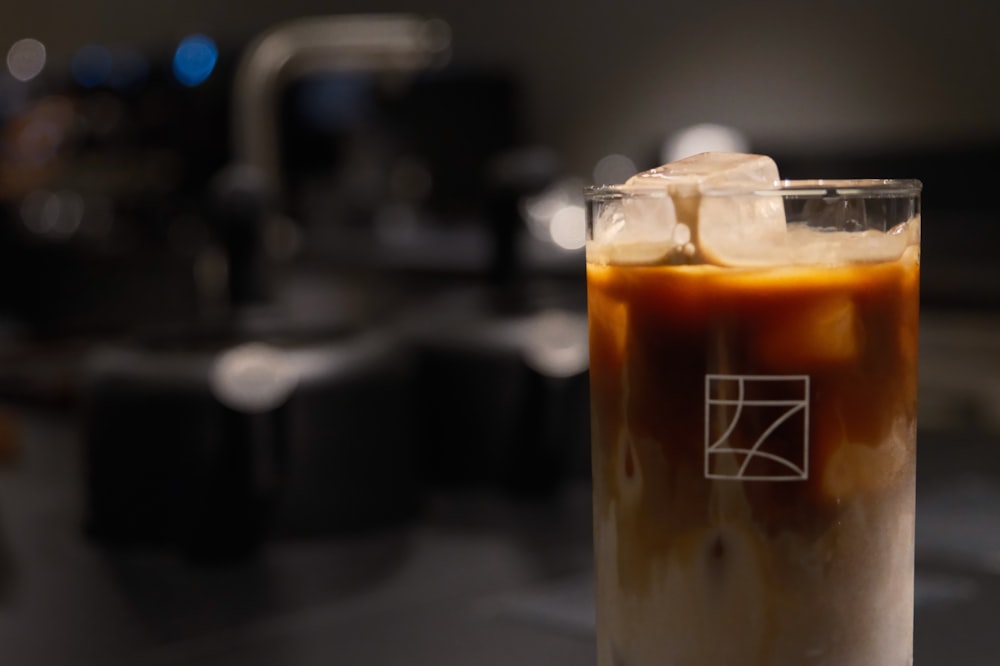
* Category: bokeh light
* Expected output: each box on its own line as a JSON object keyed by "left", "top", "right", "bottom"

{"left": 6, "top": 96, "right": 74, "bottom": 168}
{"left": 523, "top": 310, "right": 590, "bottom": 378}
{"left": 419, "top": 18, "right": 452, "bottom": 55}
{"left": 549, "top": 204, "right": 586, "bottom": 251}
{"left": 210, "top": 343, "right": 299, "bottom": 413}
{"left": 21, "top": 189, "right": 84, "bottom": 239}
{"left": 6, "top": 38, "right": 46, "bottom": 82}
{"left": 172, "top": 34, "right": 218, "bottom": 87}
{"left": 71, "top": 45, "right": 113, "bottom": 88}
{"left": 521, "top": 178, "right": 582, "bottom": 243}
{"left": 662, "top": 123, "right": 750, "bottom": 163}
{"left": 297, "top": 75, "right": 372, "bottom": 132}
{"left": 592, "top": 153, "right": 637, "bottom": 185}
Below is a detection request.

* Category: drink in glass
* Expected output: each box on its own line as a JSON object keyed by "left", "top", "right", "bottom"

{"left": 585, "top": 153, "right": 920, "bottom": 666}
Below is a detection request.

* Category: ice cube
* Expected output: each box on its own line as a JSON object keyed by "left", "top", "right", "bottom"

{"left": 698, "top": 191, "right": 788, "bottom": 265}
{"left": 626, "top": 151, "right": 779, "bottom": 195}
{"left": 587, "top": 189, "right": 678, "bottom": 265}
{"left": 780, "top": 226, "right": 910, "bottom": 265}
{"left": 626, "top": 152, "right": 786, "bottom": 266}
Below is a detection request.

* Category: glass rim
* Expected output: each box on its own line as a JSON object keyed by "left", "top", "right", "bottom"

{"left": 584, "top": 178, "right": 922, "bottom": 200}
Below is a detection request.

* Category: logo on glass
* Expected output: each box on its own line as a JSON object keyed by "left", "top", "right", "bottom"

{"left": 704, "top": 374, "right": 810, "bottom": 481}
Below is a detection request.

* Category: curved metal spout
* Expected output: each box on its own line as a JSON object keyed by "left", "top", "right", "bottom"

{"left": 231, "top": 14, "right": 450, "bottom": 197}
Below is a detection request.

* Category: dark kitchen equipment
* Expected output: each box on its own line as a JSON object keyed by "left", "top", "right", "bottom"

{"left": 408, "top": 147, "right": 591, "bottom": 496}
{"left": 410, "top": 296, "right": 591, "bottom": 495}
{"left": 83, "top": 330, "right": 415, "bottom": 559}
{"left": 81, "top": 15, "right": 449, "bottom": 560}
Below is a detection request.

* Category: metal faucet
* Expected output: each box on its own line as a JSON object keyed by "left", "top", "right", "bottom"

{"left": 230, "top": 14, "right": 451, "bottom": 197}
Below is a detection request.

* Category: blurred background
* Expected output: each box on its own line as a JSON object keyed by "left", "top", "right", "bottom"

{"left": 0, "top": 0, "right": 998, "bottom": 664}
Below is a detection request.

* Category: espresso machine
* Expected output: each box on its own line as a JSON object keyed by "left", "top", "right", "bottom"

{"left": 58, "top": 12, "right": 593, "bottom": 563}
{"left": 81, "top": 15, "right": 451, "bottom": 560}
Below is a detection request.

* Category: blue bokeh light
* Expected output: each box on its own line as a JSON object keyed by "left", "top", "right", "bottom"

{"left": 71, "top": 44, "right": 113, "bottom": 88}
{"left": 172, "top": 34, "right": 218, "bottom": 87}
{"left": 297, "top": 74, "right": 373, "bottom": 133}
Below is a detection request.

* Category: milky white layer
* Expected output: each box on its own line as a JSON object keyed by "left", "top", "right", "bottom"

{"left": 594, "top": 422, "right": 916, "bottom": 666}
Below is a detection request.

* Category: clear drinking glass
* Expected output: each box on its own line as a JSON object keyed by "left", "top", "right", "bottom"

{"left": 585, "top": 179, "right": 921, "bottom": 666}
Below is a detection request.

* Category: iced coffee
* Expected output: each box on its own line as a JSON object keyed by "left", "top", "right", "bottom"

{"left": 586, "top": 153, "right": 920, "bottom": 666}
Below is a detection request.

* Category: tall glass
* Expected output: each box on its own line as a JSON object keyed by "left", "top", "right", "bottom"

{"left": 585, "top": 180, "right": 921, "bottom": 666}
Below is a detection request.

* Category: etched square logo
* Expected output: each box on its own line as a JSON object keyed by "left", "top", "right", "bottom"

{"left": 704, "top": 374, "right": 810, "bottom": 481}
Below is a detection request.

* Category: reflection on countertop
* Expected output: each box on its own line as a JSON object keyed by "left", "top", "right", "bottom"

{"left": 0, "top": 406, "right": 999, "bottom": 664}
{"left": 0, "top": 307, "right": 993, "bottom": 664}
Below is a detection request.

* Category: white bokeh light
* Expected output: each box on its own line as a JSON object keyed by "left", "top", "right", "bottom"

{"left": 21, "top": 189, "right": 84, "bottom": 239}
{"left": 210, "top": 343, "right": 299, "bottom": 413}
{"left": 523, "top": 310, "right": 589, "bottom": 378}
{"left": 592, "top": 153, "right": 637, "bottom": 185}
{"left": 7, "top": 38, "right": 46, "bottom": 82}
{"left": 549, "top": 204, "right": 586, "bottom": 251}
{"left": 520, "top": 177, "right": 584, "bottom": 244}
{"left": 662, "top": 123, "right": 749, "bottom": 163}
